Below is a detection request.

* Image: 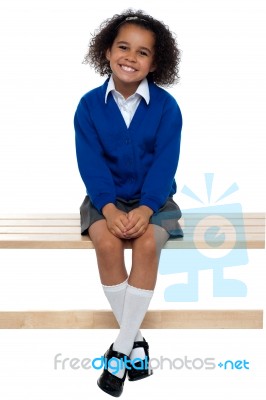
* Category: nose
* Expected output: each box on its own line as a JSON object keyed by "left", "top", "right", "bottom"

{"left": 125, "top": 50, "right": 137, "bottom": 62}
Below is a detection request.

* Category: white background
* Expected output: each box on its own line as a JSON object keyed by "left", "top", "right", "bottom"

{"left": 0, "top": 0, "right": 265, "bottom": 398}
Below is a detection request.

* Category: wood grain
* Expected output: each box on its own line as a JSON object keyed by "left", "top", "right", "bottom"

{"left": 0, "top": 310, "right": 262, "bottom": 329}
{"left": 0, "top": 213, "right": 265, "bottom": 249}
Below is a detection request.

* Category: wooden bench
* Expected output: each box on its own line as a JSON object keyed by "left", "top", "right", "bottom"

{"left": 0, "top": 212, "right": 265, "bottom": 329}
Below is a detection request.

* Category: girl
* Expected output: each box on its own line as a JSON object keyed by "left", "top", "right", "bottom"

{"left": 74, "top": 9, "right": 183, "bottom": 397}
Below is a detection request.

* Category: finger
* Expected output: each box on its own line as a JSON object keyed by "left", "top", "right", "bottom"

{"left": 127, "top": 210, "right": 134, "bottom": 220}
{"left": 124, "top": 215, "right": 140, "bottom": 231}
{"left": 112, "top": 216, "right": 128, "bottom": 232}
{"left": 125, "top": 222, "right": 147, "bottom": 237}
{"left": 107, "top": 220, "right": 126, "bottom": 238}
{"left": 116, "top": 223, "right": 129, "bottom": 237}
{"left": 120, "top": 214, "right": 129, "bottom": 228}
{"left": 123, "top": 220, "right": 141, "bottom": 235}
{"left": 127, "top": 226, "right": 147, "bottom": 239}
{"left": 110, "top": 227, "right": 125, "bottom": 239}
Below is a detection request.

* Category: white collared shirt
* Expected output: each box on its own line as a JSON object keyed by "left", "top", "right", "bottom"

{"left": 105, "top": 75, "right": 150, "bottom": 128}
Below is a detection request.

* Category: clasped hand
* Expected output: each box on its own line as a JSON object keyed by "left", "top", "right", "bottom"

{"left": 102, "top": 204, "right": 153, "bottom": 239}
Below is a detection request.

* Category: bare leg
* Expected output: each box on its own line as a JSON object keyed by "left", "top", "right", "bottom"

{"left": 89, "top": 220, "right": 127, "bottom": 285}
{"left": 90, "top": 219, "right": 145, "bottom": 351}
{"left": 129, "top": 224, "right": 169, "bottom": 290}
{"left": 111, "top": 225, "right": 169, "bottom": 358}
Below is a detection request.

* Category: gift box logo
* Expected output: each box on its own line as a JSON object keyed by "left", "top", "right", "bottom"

{"left": 159, "top": 173, "right": 248, "bottom": 302}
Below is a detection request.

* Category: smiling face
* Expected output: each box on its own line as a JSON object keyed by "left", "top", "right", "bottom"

{"left": 106, "top": 23, "right": 156, "bottom": 98}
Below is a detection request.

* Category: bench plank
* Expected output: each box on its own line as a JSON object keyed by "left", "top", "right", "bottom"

{"left": 0, "top": 310, "right": 262, "bottom": 329}
{"left": 0, "top": 213, "right": 264, "bottom": 249}
{"left": 0, "top": 214, "right": 265, "bottom": 226}
{"left": 0, "top": 213, "right": 264, "bottom": 219}
{"left": 0, "top": 233, "right": 264, "bottom": 249}
{"left": 0, "top": 226, "right": 264, "bottom": 234}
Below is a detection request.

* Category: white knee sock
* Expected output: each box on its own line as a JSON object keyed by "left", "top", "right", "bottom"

{"left": 102, "top": 280, "right": 146, "bottom": 378}
{"left": 102, "top": 279, "right": 144, "bottom": 342}
{"left": 113, "top": 284, "right": 153, "bottom": 357}
{"left": 102, "top": 279, "right": 128, "bottom": 324}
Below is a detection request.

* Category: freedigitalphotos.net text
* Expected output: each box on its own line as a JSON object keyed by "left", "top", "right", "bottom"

{"left": 54, "top": 353, "right": 250, "bottom": 373}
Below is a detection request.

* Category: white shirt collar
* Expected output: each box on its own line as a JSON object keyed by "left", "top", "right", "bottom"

{"left": 105, "top": 75, "right": 150, "bottom": 104}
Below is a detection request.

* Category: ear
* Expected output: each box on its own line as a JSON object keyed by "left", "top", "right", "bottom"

{"left": 149, "top": 63, "right": 156, "bottom": 73}
{"left": 106, "top": 49, "right": 111, "bottom": 61}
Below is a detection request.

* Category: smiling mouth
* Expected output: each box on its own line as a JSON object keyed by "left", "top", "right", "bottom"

{"left": 120, "top": 64, "right": 137, "bottom": 72}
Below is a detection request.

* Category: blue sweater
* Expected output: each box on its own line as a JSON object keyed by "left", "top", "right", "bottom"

{"left": 74, "top": 79, "right": 182, "bottom": 213}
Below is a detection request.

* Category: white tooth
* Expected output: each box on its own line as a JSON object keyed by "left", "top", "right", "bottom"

{"left": 121, "top": 65, "right": 135, "bottom": 72}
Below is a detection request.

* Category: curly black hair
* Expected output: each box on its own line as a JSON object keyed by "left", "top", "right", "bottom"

{"left": 83, "top": 9, "right": 181, "bottom": 86}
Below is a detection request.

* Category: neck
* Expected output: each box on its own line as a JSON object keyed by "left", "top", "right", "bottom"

{"left": 112, "top": 77, "right": 140, "bottom": 99}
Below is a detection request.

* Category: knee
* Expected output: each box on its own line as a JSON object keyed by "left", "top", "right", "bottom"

{"left": 94, "top": 236, "right": 123, "bottom": 258}
{"left": 136, "top": 236, "right": 157, "bottom": 258}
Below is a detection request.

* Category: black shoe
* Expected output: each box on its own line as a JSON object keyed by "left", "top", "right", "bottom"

{"left": 97, "top": 344, "right": 130, "bottom": 397}
{"left": 128, "top": 338, "right": 153, "bottom": 381}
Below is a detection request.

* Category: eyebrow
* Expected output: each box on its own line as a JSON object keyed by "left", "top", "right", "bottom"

{"left": 116, "top": 41, "right": 153, "bottom": 55}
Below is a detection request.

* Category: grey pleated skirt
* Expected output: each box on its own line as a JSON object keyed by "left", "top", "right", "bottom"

{"left": 80, "top": 196, "right": 183, "bottom": 238}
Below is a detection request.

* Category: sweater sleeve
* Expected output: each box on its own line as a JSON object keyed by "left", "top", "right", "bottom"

{"left": 74, "top": 96, "right": 116, "bottom": 212}
{"left": 139, "top": 95, "right": 182, "bottom": 212}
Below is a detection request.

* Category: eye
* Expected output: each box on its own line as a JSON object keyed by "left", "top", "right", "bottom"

{"left": 139, "top": 50, "right": 148, "bottom": 57}
{"left": 118, "top": 45, "right": 128, "bottom": 51}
